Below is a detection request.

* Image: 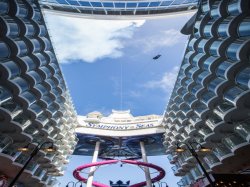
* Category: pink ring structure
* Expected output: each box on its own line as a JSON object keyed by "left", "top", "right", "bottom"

{"left": 73, "top": 160, "right": 165, "bottom": 187}
{"left": 73, "top": 160, "right": 118, "bottom": 187}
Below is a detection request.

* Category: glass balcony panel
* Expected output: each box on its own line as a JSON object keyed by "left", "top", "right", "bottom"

{"left": 191, "top": 84, "right": 202, "bottom": 95}
{"left": 235, "top": 123, "right": 250, "bottom": 139}
{"left": 183, "top": 79, "right": 192, "bottom": 87}
{"left": 197, "top": 40, "right": 207, "bottom": 53}
{"left": 194, "top": 102, "right": 207, "bottom": 113}
{"left": 21, "top": 91, "right": 37, "bottom": 105}
{"left": 191, "top": 166, "right": 202, "bottom": 179}
{"left": 0, "top": 86, "right": 12, "bottom": 104}
{"left": 20, "top": 56, "right": 36, "bottom": 71}
{"left": 187, "top": 67, "right": 199, "bottom": 78}
{"left": 208, "top": 77, "right": 225, "bottom": 92}
{"left": 33, "top": 53, "right": 47, "bottom": 66}
{"left": 34, "top": 168, "right": 46, "bottom": 178}
{"left": 216, "top": 101, "right": 234, "bottom": 113}
{"left": 203, "top": 56, "right": 216, "bottom": 70}
{"left": 2, "top": 145, "right": 20, "bottom": 158}
{"left": 204, "top": 154, "right": 220, "bottom": 166}
{"left": 167, "top": 154, "right": 174, "bottom": 163}
{"left": 171, "top": 165, "right": 178, "bottom": 174}
{"left": 185, "top": 173, "right": 194, "bottom": 185}
{"left": 24, "top": 125, "right": 39, "bottom": 135}
{"left": 30, "top": 39, "right": 41, "bottom": 52}
{"left": 41, "top": 37, "right": 51, "bottom": 51}
{"left": 216, "top": 61, "right": 232, "bottom": 78}
{"left": 12, "top": 77, "right": 29, "bottom": 93}
{"left": 200, "top": 91, "right": 215, "bottom": 105}
{"left": 27, "top": 71, "right": 42, "bottom": 84}
{"left": 40, "top": 66, "right": 52, "bottom": 78}
{"left": 218, "top": 21, "right": 230, "bottom": 37}
{"left": 213, "top": 144, "right": 231, "bottom": 158}
{"left": 37, "top": 113, "right": 49, "bottom": 124}
{"left": 223, "top": 133, "right": 246, "bottom": 150}
{"left": 25, "top": 161, "right": 38, "bottom": 172}
{"left": 236, "top": 67, "right": 250, "bottom": 89}
{"left": 203, "top": 24, "right": 212, "bottom": 37}
{"left": 205, "top": 114, "right": 222, "bottom": 129}
{"left": 209, "top": 41, "right": 221, "bottom": 56}
{"left": 0, "top": 135, "right": 12, "bottom": 151}
{"left": 15, "top": 153, "right": 29, "bottom": 165}
{"left": 185, "top": 94, "right": 196, "bottom": 106}
{"left": 16, "top": 40, "right": 28, "bottom": 56}
{"left": 198, "top": 127, "right": 212, "bottom": 137}
{"left": 2, "top": 61, "right": 20, "bottom": 79}
{"left": 25, "top": 23, "right": 35, "bottom": 36}
{"left": 210, "top": 2, "right": 220, "bottom": 18}
{"left": 224, "top": 86, "right": 244, "bottom": 103}
{"left": 227, "top": 1, "right": 241, "bottom": 15}
{"left": 196, "top": 71, "right": 209, "bottom": 84}
{"left": 6, "top": 19, "right": 19, "bottom": 37}
{"left": 13, "top": 113, "right": 31, "bottom": 128}
{"left": 34, "top": 84, "right": 48, "bottom": 95}
{"left": 238, "top": 19, "right": 250, "bottom": 37}
{"left": 0, "top": 41, "right": 11, "bottom": 58}
{"left": 226, "top": 42, "right": 242, "bottom": 61}
{"left": 29, "top": 103, "right": 43, "bottom": 116}
{"left": 1, "top": 100, "right": 22, "bottom": 116}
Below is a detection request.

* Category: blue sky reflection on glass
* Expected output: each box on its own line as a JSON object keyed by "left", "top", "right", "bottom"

{"left": 45, "top": 11, "right": 193, "bottom": 187}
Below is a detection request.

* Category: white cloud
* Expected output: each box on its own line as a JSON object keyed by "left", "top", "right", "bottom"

{"left": 128, "top": 90, "right": 141, "bottom": 98}
{"left": 144, "top": 66, "right": 179, "bottom": 92}
{"left": 44, "top": 12, "right": 145, "bottom": 63}
{"left": 134, "top": 29, "right": 183, "bottom": 52}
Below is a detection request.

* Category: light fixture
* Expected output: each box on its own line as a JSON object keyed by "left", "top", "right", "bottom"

{"left": 175, "top": 146, "right": 185, "bottom": 152}
{"left": 44, "top": 146, "right": 55, "bottom": 152}
{"left": 199, "top": 146, "right": 211, "bottom": 152}
{"left": 17, "top": 145, "right": 29, "bottom": 152}
{"left": 43, "top": 143, "right": 55, "bottom": 152}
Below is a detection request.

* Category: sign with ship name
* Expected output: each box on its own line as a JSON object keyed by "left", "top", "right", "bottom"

{"left": 84, "top": 122, "right": 160, "bottom": 130}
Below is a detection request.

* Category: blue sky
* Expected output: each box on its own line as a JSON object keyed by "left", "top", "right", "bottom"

{"left": 45, "top": 12, "right": 193, "bottom": 187}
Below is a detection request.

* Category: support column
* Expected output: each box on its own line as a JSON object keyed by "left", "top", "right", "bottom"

{"left": 140, "top": 141, "right": 152, "bottom": 187}
{"left": 87, "top": 141, "right": 100, "bottom": 187}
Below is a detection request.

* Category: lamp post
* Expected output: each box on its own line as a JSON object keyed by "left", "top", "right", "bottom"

{"left": 66, "top": 181, "right": 75, "bottom": 187}
{"left": 75, "top": 181, "right": 83, "bottom": 187}
{"left": 153, "top": 181, "right": 169, "bottom": 187}
{"left": 175, "top": 141, "right": 214, "bottom": 187}
{"left": 8, "top": 141, "right": 55, "bottom": 187}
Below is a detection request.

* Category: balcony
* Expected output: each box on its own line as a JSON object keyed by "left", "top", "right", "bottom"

{"left": 213, "top": 143, "right": 233, "bottom": 162}
{"left": 172, "top": 164, "right": 184, "bottom": 176}
{"left": 33, "top": 167, "right": 46, "bottom": 180}
{"left": 226, "top": 40, "right": 249, "bottom": 61}
{"left": 1, "top": 145, "right": 21, "bottom": 160}
{"left": 203, "top": 153, "right": 221, "bottom": 169}
{"left": 238, "top": 18, "right": 250, "bottom": 38}
{"left": 234, "top": 122, "right": 250, "bottom": 141}
{"left": 236, "top": 67, "right": 250, "bottom": 89}
{"left": 198, "top": 127, "right": 213, "bottom": 140}
{"left": 223, "top": 133, "right": 248, "bottom": 152}
{"left": 0, "top": 135, "right": 12, "bottom": 152}
{"left": 190, "top": 166, "right": 203, "bottom": 180}
{"left": 167, "top": 154, "right": 176, "bottom": 164}
{"left": 1, "top": 100, "right": 22, "bottom": 119}
{"left": 205, "top": 112, "right": 223, "bottom": 131}
{"left": 14, "top": 154, "right": 39, "bottom": 174}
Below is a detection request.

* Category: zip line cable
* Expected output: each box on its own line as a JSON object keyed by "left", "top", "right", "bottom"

{"left": 120, "top": 60, "right": 123, "bottom": 110}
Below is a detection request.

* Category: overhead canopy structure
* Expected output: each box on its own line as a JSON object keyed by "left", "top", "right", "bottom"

{"left": 74, "top": 110, "right": 165, "bottom": 158}
{"left": 40, "top": 0, "right": 198, "bottom": 19}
